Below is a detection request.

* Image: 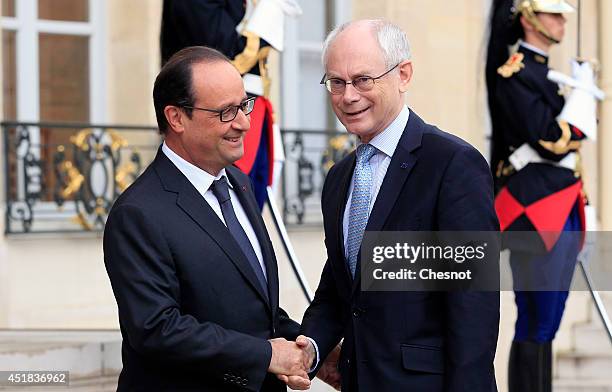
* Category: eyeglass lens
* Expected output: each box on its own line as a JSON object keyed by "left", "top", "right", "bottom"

{"left": 327, "top": 77, "right": 374, "bottom": 94}
{"left": 220, "top": 99, "right": 253, "bottom": 121}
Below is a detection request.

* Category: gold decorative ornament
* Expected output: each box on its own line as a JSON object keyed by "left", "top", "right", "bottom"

{"left": 498, "top": 53, "right": 525, "bottom": 78}
{"left": 115, "top": 161, "right": 139, "bottom": 192}
{"left": 59, "top": 161, "right": 85, "bottom": 199}
{"left": 231, "top": 31, "right": 261, "bottom": 75}
{"left": 108, "top": 130, "right": 128, "bottom": 152}
{"left": 538, "top": 120, "right": 582, "bottom": 154}
{"left": 70, "top": 128, "right": 93, "bottom": 151}
{"left": 257, "top": 46, "right": 272, "bottom": 98}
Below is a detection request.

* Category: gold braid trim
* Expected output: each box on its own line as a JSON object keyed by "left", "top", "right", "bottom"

{"left": 538, "top": 120, "right": 582, "bottom": 155}
{"left": 257, "top": 46, "right": 272, "bottom": 98}
{"left": 231, "top": 31, "right": 260, "bottom": 75}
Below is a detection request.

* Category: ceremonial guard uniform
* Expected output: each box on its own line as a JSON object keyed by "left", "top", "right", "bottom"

{"left": 161, "top": 0, "right": 300, "bottom": 208}
{"left": 486, "top": 1, "right": 602, "bottom": 391}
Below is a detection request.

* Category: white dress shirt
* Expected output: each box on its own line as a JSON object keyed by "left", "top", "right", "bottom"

{"left": 518, "top": 40, "right": 549, "bottom": 57}
{"left": 342, "top": 106, "right": 410, "bottom": 259}
{"left": 161, "top": 142, "right": 266, "bottom": 279}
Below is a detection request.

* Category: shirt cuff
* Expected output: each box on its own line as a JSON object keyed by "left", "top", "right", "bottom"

{"left": 305, "top": 337, "right": 320, "bottom": 372}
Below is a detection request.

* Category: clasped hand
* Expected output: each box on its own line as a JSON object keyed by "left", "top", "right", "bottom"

{"left": 269, "top": 336, "right": 341, "bottom": 390}
{"left": 268, "top": 335, "right": 314, "bottom": 390}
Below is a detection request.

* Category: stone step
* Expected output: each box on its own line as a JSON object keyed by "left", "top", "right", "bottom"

{"left": 0, "top": 374, "right": 119, "bottom": 391}
{"left": 554, "top": 378, "right": 612, "bottom": 392}
{"left": 0, "top": 330, "right": 121, "bottom": 389}
{"left": 572, "top": 322, "right": 612, "bottom": 355}
{"left": 557, "top": 351, "right": 612, "bottom": 380}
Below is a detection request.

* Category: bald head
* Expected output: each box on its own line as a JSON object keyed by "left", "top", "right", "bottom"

{"left": 322, "top": 19, "right": 411, "bottom": 69}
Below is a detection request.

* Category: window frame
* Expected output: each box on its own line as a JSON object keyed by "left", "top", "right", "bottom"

{"left": 281, "top": 0, "right": 351, "bottom": 131}
{"left": 1, "top": 0, "right": 106, "bottom": 124}
{"left": 1, "top": 0, "right": 106, "bottom": 222}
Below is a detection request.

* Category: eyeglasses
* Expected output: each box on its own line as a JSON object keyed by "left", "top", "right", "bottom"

{"left": 320, "top": 63, "right": 400, "bottom": 95}
{"left": 183, "top": 96, "right": 256, "bottom": 122}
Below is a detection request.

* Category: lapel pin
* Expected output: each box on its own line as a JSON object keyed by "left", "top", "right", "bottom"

{"left": 241, "top": 185, "right": 247, "bottom": 192}
{"left": 400, "top": 162, "right": 410, "bottom": 169}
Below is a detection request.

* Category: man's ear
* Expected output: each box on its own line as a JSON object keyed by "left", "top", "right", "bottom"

{"left": 520, "top": 15, "right": 535, "bottom": 33}
{"left": 164, "top": 105, "right": 186, "bottom": 135}
{"left": 398, "top": 60, "right": 413, "bottom": 93}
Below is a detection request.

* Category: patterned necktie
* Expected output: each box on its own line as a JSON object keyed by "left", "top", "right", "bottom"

{"left": 347, "top": 144, "right": 377, "bottom": 277}
{"left": 211, "top": 177, "right": 268, "bottom": 299}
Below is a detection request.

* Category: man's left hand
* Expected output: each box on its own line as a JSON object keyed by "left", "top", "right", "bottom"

{"left": 317, "top": 343, "right": 341, "bottom": 390}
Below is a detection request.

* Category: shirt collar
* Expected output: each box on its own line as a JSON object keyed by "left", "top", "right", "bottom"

{"left": 518, "top": 40, "right": 549, "bottom": 57}
{"left": 365, "top": 105, "right": 410, "bottom": 158}
{"left": 161, "top": 142, "right": 232, "bottom": 194}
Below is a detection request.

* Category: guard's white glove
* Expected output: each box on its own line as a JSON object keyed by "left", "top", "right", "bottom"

{"left": 238, "top": 0, "right": 302, "bottom": 52}
{"left": 547, "top": 60, "right": 605, "bottom": 140}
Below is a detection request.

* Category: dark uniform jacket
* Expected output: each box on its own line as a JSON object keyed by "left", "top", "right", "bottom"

{"left": 491, "top": 44, "right": 585, "bottom": 243}
{"left": 161, "top": 0, "right": 268, "bottom": 74}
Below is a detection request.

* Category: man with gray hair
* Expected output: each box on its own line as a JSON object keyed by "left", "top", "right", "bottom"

{"left": 297, "top": 19, "right": 500, "bottom": 391}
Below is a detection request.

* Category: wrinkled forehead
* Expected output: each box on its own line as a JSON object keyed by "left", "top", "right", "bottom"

{"left": 325, "top": 29, "right": 385, "bottom": 76}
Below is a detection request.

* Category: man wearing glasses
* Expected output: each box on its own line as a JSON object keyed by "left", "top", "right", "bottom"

{"left": 103, "top": 46, "right": 313, "bottom": 391}
{"left": 299, "top": 20, "right": 500, "bottom": 391}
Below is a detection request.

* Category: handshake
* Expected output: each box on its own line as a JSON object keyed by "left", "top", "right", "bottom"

{"left": 268, "top": 335, "right": 341, "bottom": 390}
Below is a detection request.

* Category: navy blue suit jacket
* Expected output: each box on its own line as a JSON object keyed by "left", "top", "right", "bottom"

{"left": 300, "top": 111, "right": 500, "bottom": 392}
{"left": 103, "top": 149, "right": 299, "bottom": 391}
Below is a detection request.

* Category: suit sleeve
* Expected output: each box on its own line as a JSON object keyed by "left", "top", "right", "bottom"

{"left": 278, "top": 307, "right": 300, "bottom": 341}
{"left": 103, "top": 203, "right": 271, "bottom": 391}
{"left": 299, "top": 168, "right": 346, "bottom": 373}
{"left": 496, "top": 74, "right": 577, "bottom": 161}
{"left": 437, "top": 146, "right": 500, "bottom": 391}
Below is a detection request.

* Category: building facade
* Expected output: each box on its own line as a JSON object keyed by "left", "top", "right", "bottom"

{"left": 1, "top": 1, "right": 610, "bottom": 390}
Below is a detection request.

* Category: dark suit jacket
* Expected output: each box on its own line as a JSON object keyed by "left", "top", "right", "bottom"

{"left": 300, "top": 111, "right": 500, "bottom": 392}
{"left": 103, "top": 148, "right": 300, "bottom": 391}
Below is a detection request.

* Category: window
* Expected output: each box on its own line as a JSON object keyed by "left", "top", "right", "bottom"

{"left": 282, "top": 0, "right": 351, "bottom": 130}
{"left": 1, "top": 0, "right": 105, "bottom": 123}
{"left": 1, "top": 0, "right": 106, "bottom": 214}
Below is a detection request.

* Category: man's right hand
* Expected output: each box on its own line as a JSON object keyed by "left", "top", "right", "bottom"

{"left": 268, "top": 338, "right": 310, "bottom": 389}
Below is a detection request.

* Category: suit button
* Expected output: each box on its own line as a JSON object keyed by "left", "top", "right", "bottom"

{"left": 272, "top": 326, "right": 276, "bottom": 336}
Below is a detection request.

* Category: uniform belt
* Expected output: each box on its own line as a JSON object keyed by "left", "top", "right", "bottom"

{"left": 243, "top": 73, "right": 264, "bottom": 96}
{"left": 509, "top": 143, "right": 577, "bottom": 172}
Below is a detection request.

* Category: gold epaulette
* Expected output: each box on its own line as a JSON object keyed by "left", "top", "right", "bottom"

{"left": 231, "top": 31, "right": 261, "bottom": 75}
{"left": 497, "top": 52, "right": 525, "bottom": 78}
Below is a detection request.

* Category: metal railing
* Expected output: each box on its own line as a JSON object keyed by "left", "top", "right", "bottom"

{"left": 2, "top": 121, "right": 352, "bottom": 234}
{"left": 281, "top": 129, "right": 355, "bottom": 226}
{"left": 2, "top": 121, "right": 159, "bottom": 234}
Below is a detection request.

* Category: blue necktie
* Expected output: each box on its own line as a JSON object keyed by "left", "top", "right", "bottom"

{"left": 347, "top": 144, "right": 377, "bottom": 277}
{"left": 211, "top": 177, "right": 268, "bottom": 299}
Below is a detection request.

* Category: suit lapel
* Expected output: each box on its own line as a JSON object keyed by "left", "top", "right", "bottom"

{"left": 226, "top": 167, "right": 278, "bottom": 314}
{"left": 335, "top": 154, "right": 357, "bottom": 285}
{"left": 153, "top": 150, "right": 272, "bottom": 310}
{"left": 351, "top": 111, "right": 425, "bottom": 294}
